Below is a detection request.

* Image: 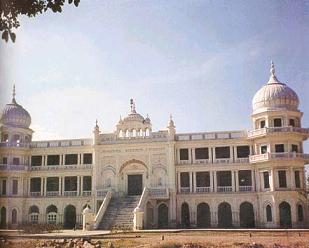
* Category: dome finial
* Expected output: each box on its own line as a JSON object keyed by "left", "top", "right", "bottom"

{"left": 130, "top": 98, "right": 136, "bottom": 113}
{"left": 270, "top": 60, "right": 275, "bottom": 77}
{"left": 12, "top": 84, "right": 17, "bottom": 104}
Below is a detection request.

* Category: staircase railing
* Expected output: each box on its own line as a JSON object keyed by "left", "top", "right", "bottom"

{"left": 93, "top": 190, "right": 112, "bottom": 229}
{"left": 133, "top": 187, "right": 149, "bottom": 230}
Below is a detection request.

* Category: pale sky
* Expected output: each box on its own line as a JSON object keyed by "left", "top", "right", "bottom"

{"left": 0, "top": 0, "right": 308, "bottom": 153}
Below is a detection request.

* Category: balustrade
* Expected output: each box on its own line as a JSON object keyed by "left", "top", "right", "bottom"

{"left": 217, "top": 186, "right": 232, "bottom": 192}
{"left": 195, "top": 186, "right": 210, "bottom": 193}
{"left": 180, "top": 187, "right": 190, "bottom": 194}
{"left": 64, "top": 191, "right": 78, "bottom": 196}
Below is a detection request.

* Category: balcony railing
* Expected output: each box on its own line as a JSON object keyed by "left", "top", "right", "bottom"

{"left": 82, "top": 191, "right": 92, "bottom": 196}
{"left": 194, "top": 159, "right": 210, "bottom": 164}
{"left": 196, "top": 186, "right": 211, "bottom": 193}
{"left": 0, "top": 164, "right": 27, "bottom": 171}
{"left": 64, "top": 191, "right": 77, "bottom": 196}
{"left": 179, "top": 160, "right": 191, "bottom": 165}
{"left": 30, "top": 192, "right": 41, "bottom": 197}
{"left": 247, "top": 126, "right": 309, "bottom": 138}
{"left": 239, "top": 186, "right": 253, "bottom": 192}
{"left": 0, "top": 142, "right": 30, "bottom": 148}
{"left": 29, "top": 164, "right": 93, "bottom": 171}
{"left": 46, "top": 191, "right": 59, "bottom": 197}
{"left": 249, "top": 152, "right": 309, "bottom": 163}
{"left": 217, "top": 186, "right": 232, "bottom": 192}
{"left": 180, "top": 187, "right": 190, "bottom": 194}
{"left": 235, "top": 158, "right": 249, "bottom": 163}
{"left": 215, "top": 159, "right": 231, "bottom": 164}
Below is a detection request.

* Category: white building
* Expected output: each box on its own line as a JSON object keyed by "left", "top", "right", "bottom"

{"left": 0, "top": 62, "right": 308, "bottom": 229}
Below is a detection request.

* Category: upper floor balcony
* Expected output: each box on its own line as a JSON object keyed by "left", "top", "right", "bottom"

{"left": 0, "top": 164, "right": 28, "bottom": 171}
{"left": 0, "top": 142, "right": 30, "bottom": 148}
{"left": 247, "top": 126, "right": 309, "bottom": 139}
{"left": 249, "top": 152, "right": 309, "bottom": 164}
{"left": 29, "top": 164, "right": 93, "bottom": 171}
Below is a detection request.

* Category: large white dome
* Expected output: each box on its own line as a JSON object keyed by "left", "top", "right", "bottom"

{"left": 252, "top": 62, "right": 299, "bottom": 114}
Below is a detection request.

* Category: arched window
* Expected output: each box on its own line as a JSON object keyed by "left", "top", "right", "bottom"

{"left": 46, "top": 205, "right": 57, "bottom": 224}
{"left": 12, "top": 209, "right": 17, "bottom": 224}
{"left": 297, "top": 205, "right": 304, "bottom": 222}
{"left": 29, "top": 205, "right": 39, "bottom": 224}
{"left": 266, "top": 205, "right": 272, "bottom": 222}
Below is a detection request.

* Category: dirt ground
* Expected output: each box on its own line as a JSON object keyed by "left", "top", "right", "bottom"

{"left": 2, "top": 230, "right": 309, "bottom": 248}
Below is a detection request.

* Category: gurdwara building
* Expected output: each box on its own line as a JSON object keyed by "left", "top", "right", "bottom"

{"left": 0, "top": 63, "right": 308, "bottom": 230}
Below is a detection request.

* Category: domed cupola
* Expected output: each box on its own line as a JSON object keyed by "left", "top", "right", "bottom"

{"left": 0, "top": 85, "right": 31, "bottom": 128}
{"left": 252, "top": 62, "right": 299, "bottom": 114}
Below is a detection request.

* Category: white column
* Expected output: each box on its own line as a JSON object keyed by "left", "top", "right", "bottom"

{"left": 77, "top": 176, "right": 80, "bottom": 195}
{"left": 189, "top": 172, "right": 193, "bottom": 193}
{"left": 62, "top": 177, "right": 66, "bottom": 193}
{"left": 289, "top": 167, "right": 294, "bottom": 190}
{"left": 214, "top": 171, "right": 217, "bottom": 192}
{"left": 81, "top": 176, "right": 84, "bottom": 196}
{"left": 40, "top": 177, "right": 44, "bottom": 196}
{"left": 58, "top": 177, "right": 61, "bottom": 196}
{"left": 177, "top": 173, "right": 181, "bottom": 193}
{"left": 210, "top": 171, "right": 214, "bottom": 192}
{"left": 44, "top": 177, "right": 47, "bottom": 196}
{"left": 77, "top": 154, "right": 81, "bottom": 165}
{"left": 193, "top": 172, "right": 196, "bottom": 193}
{"left": 231, "top": 171, "right": 235, "bottom": 191}
{"left": 235, "top": 170, "right": 239, "bottom": 192}
{"left": 251, "top": 170, "right": 255, "bottom": 191}
{"left": 270, "top": 169, "right": 275, "bottom": 191}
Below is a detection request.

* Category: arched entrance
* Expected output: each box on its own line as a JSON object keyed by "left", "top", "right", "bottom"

{"left": 279, "top": 201, "right": 292, "bottom": 228}
{"left": 239, "top": 202, "right": 255, "bottom": 228}
{"left": 146, "top": 202, "right": 154, "bottom": 229}
{"left": 0, "top": 207, "right": 6, "bottom": 229}
{"left": 64, "top": 205, "right": 76, "bottom": 229}
{"left": 12, "top": 209, "right": 17, "bottom": 225}
{"left": 218, "top": 202, "right": 232, "bottom": 228}
{"left": 197, "top": 203, "right": 211, "bottom": 228}
{"left": 158, "top": 203, "right": 168, "bottom": 228}
{"left": 181, "top": 202, "right": 190, "bottom": 228}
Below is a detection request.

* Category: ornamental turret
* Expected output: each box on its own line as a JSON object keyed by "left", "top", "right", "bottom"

{"left": 167, "top": 114, "right": 176, "bottom": 141}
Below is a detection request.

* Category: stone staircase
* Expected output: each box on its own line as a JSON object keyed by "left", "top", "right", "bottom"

{"left": 98, "top": 195, "right": 140, "bottom": 230}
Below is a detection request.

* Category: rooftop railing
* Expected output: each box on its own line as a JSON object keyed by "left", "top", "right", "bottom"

{"left": 176, "top": 130, "right": 245, "bottom": 141}
{"left": 249, "top": 152, "right": 309, "bottom": 163}
{"left": 247, "top": 126, "right": 309, "bottom": 138}
{"left": 30, "top": 138, "right": 93, "bottom": 148}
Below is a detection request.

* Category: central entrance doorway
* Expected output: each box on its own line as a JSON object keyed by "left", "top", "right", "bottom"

{"left": 128, "top": 174, "right": 143, "bottom": 195}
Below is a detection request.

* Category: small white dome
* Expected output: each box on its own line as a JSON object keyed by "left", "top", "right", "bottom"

{"left": 0, "top": 87, "right": 31, "bottom": 128}
{"left": 252, "top": 62, "right": 299, "bottom": 114}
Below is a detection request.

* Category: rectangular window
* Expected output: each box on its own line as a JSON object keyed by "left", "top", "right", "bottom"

{"left": 215, "top": 147, "right": 230, "bottom": 159}
{"left": 12, "top": 157, "right": 20, "bottom": 165}
{"left": 46, "top": 177, "right": 59, "bottom": 192}
{"left": 260, "top": 120, "right": 266, "bottom": 128}
{"left": 47, "top": 155, "right": 60, "bottom": 166}
{"left": 12, "top": 180, "right": 18, "bottom": 195}
{"left": 180, "top": 172, "right": 190, "bottom": 187}
{"left": 2, "top": 157, "right": 7, "bottom": 165}
{"left": 275, "top": 144, "right": 284, "bottom": 153}
{"left": 238, "top": 170, "right": 252, "bottom": 186}
{"left": 263, "top": 172, "right": 270, "bottom": 189}
{"left": 295, "top": 171, "right": 301, "bottom": 188}
{"left": 31, "top": 156, "right": 42, "bottom": 166}
{"left": 65, "top": 154, "right": 78, "bottom": 165}
{"left": 30, "top": 178, "right": 41, "bottom": 192}
{"left": 64, "top": 176, "right": 77, "bottom": 191}
{"left": 236, "top": 146, "right": 250, "bottom": 158}
{"left": 83, "top": 176, "right": 92, "bottom": 191}
{"left": 83, "top": 153, "right": 92, "bottom": 164}
{"left": 278, "top": 170, "right": 287, "bottom": 188}
{"left": 195, "top": 148, "right": 209, "bottom": 160}
{"left": 261, "top": 145, "right": 268, "bottom": 154}
{"left": 274, "top": 118, "right": 282, "bottom": 127}
{"left": 179, "top": 149, "right": 189, "bottom": 161}
{"left": 2, "top": 180, "right": 6, "bottom": 195}
{"left": 291, "top": 144, "right": 298, "bottom": 153}
{"left": 217, "top": 171, "right": 232, "bottom": 186}
{"left": 289, "top": 119, "right": 295, "bottom": 127}
{"left": 196, "top": 172, "right": 210, "bottom": 187}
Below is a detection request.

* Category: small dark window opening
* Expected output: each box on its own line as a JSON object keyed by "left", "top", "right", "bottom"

{"left": 2, "top": 157, "right": 7, "bottom": 165}
{"left": 47, "top": 155, "right": 60, "bottom": 166}
{"left": 266, "top": 205, "right": 272, "bottom": 222}
{"left": 31, "top": 156, "right": 42, "bottom": 166}
{"left": 274, "top": 118, "right": 282, "bottom": 127}
{"left": 238, "top": 170, "right": 252, "bottom": 186}
{"left": 291, "top": 145, "right": 298, "bottom": 153}
{"left": 30, "top": 178, "right": 41, "bottom": 192}
{"left": 294, "top": 171, "right": 301, "bottom": 188}
{"left": 46, "top": 177, "right": 59, "bottom": 191}
{"left": 2, "top": 180, "right": 6, "bottom": 195}
{"left": 180, "top": 149, "right": 189, "bottom": 160}
{"left": 289, "top": 119, "right": 295, "bottom": 127}
{"left": 12, "top": 180, "right": 18, "bottom": 195}
{"left": 180, "top": 172, "right": 190, "bottom": 187}
{"left": 217, "top": 171, "right": 232, "bottom": 186}
{"left": 83, "top": 176, "right": 92, "bottom": 191}
{"left": 261, "top": 145, "right": 268, "bottom": 154}
{"left": 275, "top": 144, "right": 284, "bottom": 153}
{"left": 196, "top": 172, "right": 210, "bottom": 187}
{"left": 65, "top": 154, "right": 78, "bottom": 165}
{"left": 83, "top": 153, "right": 92, "bottom": 164}
{"left": 263, "top": 172, "right": 270, "bottom": 189}
{"left": 260, "top": 120, "right": 266, "bottom": 128}
{"left": 195, "top": 148, "right": 209, "bottom": 160}
{"left": 278, "top": 170, "right": 287, "bottom": 188}
{"left": 215, "top": 147, "right": 230, "bottom": 159}
{"left": 13, "top": 157, "right": 20, "bottom": 165}
{"left": 64, "top": 176, "right": 77, "bottom": 191}
{"left": 298, "top": 205, "right": 304, "bottom": 222}
{"left": 237, "top": 146, "right": 250, "bottom": 158}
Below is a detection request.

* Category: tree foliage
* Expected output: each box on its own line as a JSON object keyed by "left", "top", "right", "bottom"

{"left": 0, "top": 0, "right": 80, "bottom": 42}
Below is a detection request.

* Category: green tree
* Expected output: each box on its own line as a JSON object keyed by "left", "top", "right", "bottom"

{"left": 0, "top": 0, "right": 80, "bottom": 42}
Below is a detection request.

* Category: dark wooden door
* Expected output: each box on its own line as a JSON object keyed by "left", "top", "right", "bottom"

{"left": 128, "top": 174, "right": 143, "bottom": 195}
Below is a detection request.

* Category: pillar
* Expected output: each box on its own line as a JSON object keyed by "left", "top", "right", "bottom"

{"left": 44, "top": 177, "right": 47, "bottom": 196}
{"left": 62, "top": 177, "right": 65, "bottom": 194}
{"left": 231, "top": 171, "right": 235, "bottom": 191}
{"left": 40, "top": 177, "right": 44, "bottom": 196}
{"left": 210, "top": 171, "right": 214, "bottom": 192}
{"left": 81, "top": 176, "right": 84, "bottom": 195}
{"left": 235, "top": 170, "right": 239, "bottom": 192}
{"left": 58, "top": 177, "right": 61, "bottom": 196}
{"left": 193, "top": 172, "right": 196, "bottom": 193}
{"left": 77, "top": 176, "right": 80, "bottom": 195}
{"left": 189, "top": 172, "right": 193, "bottom": 193}
{"left": 213, "top": 171, "right": 217, "bottom": 192}
{"left": 177, "top": 173, "right": 181, "bottom": 193}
